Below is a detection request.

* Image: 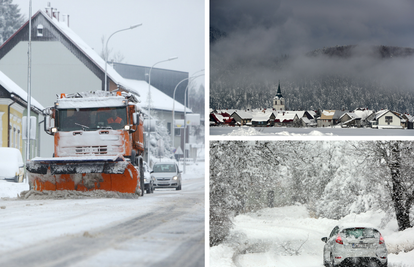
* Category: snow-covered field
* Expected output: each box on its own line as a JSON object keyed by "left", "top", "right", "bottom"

{"left": 210, "top": 126, "right": 414, "bottom": 137}
{"left": 210, "top": 205, "right": 414, "bottom": 267}
{"left": 0, "top": 161, "right": 205, "bottom": 266}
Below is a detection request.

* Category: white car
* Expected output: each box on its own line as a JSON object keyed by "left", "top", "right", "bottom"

{"left": 322, "top": 224, "right": 388, "bottom": 267}
{"left": 0, "top": 147, "right": 24, "bottom": 183}
{"left": 152, "top": 161, "right": 182, "bottom": 190}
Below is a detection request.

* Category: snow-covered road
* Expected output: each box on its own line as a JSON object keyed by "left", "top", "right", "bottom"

{"left": 0, "top": 162, "right": 205, "bottom": 267}
{"left": 210, "top": 206, "right": 414, "bottom": 267}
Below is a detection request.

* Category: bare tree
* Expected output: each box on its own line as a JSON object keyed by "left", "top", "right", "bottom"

{"left": 100, "top": 35, "right": 125, "bottom": 63}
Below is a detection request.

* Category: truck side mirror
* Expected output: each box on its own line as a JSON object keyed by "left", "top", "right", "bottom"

{"left": 133, "top": 113, "right": 139, "bottom": 125}
{"left": 43, "top": 107, "right": 55, "bottom": 135}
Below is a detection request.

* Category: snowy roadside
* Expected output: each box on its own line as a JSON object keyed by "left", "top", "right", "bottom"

{"left": 210, "top": 205, "right": 414, "bottom": 267}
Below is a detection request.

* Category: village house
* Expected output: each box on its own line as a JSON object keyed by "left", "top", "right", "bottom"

{"left": 251, "top": 109, "right": 275, "bottom": 127}
{"left": 317, "top": 110, "right": 346, "bottom": 127}
{"left": 231, "top": 110, "right": 253, "bottom": 125}
{"left": 371, "top": 110, "right": 403, "bottom": 129}
{"left": 274, "top": 112, "right": 300, "bottom": 127}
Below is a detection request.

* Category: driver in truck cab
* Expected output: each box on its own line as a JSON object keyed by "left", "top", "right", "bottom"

{"left": 107, "top": 109, "right": 123, "bottom": 126}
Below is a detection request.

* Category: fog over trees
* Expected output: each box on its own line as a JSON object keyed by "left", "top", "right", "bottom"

{"left": 210, "top": 45, "right": 414, "bottom": 114}
{"left": 210, "top": 140, "right": 414, "bottom": 246}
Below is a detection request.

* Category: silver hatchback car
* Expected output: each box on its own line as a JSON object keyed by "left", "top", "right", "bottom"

{"left": 321, "top": 224, "right": 388, "bottom": 267}
{"left": 151, "top": 161, "right": 182, "bottom": 190}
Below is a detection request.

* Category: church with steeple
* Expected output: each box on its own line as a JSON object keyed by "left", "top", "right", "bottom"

{"left": 273, "top": 81, "right": 285, "bottom": 110}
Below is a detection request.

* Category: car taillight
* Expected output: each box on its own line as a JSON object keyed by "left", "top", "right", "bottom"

{"left": 379, "top": 234, "right": 385, "bottom": 244}
{"left": 336, "top": 234, "right": 343, "bottom": 244}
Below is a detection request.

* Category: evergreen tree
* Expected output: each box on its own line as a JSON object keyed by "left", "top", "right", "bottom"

{"left": 0, "top": 0, "right": 25, "bottom": 45}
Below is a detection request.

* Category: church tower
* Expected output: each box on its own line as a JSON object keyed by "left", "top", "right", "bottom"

{"left": 273, "top": 81, "right": 285, "bottom": 110}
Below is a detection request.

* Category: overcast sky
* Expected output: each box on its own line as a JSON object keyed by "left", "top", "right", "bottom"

{"left": 13, "top": 0, "right": 205, "bottom": 85}
{"left": 210, "top": 0, "right": 414, "bottom": 59}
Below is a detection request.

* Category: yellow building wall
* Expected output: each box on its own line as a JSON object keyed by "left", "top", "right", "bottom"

{"left": 0, "top": 104, "right": 23, "bottom": 153}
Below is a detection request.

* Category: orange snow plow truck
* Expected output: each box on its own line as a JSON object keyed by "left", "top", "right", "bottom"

{"left": 26, "top": 91, "right": 145, "bottom": 195}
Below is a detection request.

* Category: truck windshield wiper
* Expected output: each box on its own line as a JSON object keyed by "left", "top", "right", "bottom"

{"left": 75, "top": 123, "right": 90, "bottom": 130}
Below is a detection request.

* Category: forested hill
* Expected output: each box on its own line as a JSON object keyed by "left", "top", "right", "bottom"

{"left": 210, "top": 45, "right": 414, "bottom": 114}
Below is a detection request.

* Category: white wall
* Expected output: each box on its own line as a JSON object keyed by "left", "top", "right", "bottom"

{"left": 0, "top": 41, "right": 101, "bottom": 156}
{"left": 378, "top": 112, "right": 401, "bottom": 127}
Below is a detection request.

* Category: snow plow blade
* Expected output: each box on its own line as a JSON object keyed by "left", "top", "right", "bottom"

{"left": 26, "top": 156, "right": 139, "bottom": 194}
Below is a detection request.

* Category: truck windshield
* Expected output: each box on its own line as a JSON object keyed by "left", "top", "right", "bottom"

{"left": 57, "top": 107, "right": 127, "bottom": 131}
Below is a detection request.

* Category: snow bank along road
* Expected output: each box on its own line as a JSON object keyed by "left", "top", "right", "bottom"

{"left": 0, "top": 174, "right": 204, "bottom": 266}
{"left": 210, "top": 206, "right": 414, "bottom": 267}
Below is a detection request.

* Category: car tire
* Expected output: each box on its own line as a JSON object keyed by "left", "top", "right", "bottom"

{"left": 367, "top": 261, "right": 380, "bottom": 267}
{"left": 330, "top": 254, "right": 336, "bottom": 267}
{"left": 176, "top": 183, "right": 182, "bottom": 190}
{"left": 14, "top": 175, "right": 19, "bottom": 183}
{"left": 146, "top": 186, "right": 151, "bottom": 194}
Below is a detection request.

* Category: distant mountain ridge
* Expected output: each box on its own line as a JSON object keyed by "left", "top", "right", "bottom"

{"left": 306, "top": 45, "right": 414, "bottom": 59}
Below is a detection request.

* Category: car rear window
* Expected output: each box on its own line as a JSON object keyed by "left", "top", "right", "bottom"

{"left": 153, "top": 164, "right": 177, "bottom": 173}
{"left": 342, "top": 228, "right": 379, "bottom": 240}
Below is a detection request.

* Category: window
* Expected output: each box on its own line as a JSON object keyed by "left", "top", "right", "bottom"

{"left": 37, "top": 24, "right": 44, "bottom": 37}
{"left": 385, "top": 116, "right": 393, "bottom": 125}
{"left": 167, "top": 122, "right": 171, "bottom": 134}
{"left": 175, "top": 128, "right": 181, "bottom": 136}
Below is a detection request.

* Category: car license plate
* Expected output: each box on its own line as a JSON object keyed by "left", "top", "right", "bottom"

{"left": 158, "top": 182, "right": 168, "bottom": 184}
{"left": 352, "top": 243, "right": 368, "bottom": 248}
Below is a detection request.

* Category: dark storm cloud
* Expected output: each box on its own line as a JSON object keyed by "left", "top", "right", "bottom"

{"left": 210, "top": 0, "right": 414, "bottom": 89}
{"left": 211, "top": 0, "right": 414, "bottom": 57}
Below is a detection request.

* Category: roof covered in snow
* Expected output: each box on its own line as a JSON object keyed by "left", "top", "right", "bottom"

{"left": 251, "top": 109, "right": 274, "bottom": 121}
{"left": 0, "top": 70, "right": 44, "bottom": 112}
{"left": 124, "top": 79, "right": 190, "bottom": 113}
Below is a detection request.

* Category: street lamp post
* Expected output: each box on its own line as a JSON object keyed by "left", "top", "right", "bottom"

{"left": 172, "top": 71, "right": 204, "bottom": 149}
{"left": 182, "top": 73, "right": 204, "bottom": 174}
{"left": 104, "top": 24, "right": 142, "bottom": 91}
{"left": 147, "top": 56, "right": 178, "bottom": 167}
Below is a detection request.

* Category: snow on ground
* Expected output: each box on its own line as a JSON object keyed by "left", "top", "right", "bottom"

{"left": 225, "top": 127, "right": 334, "bottom": 136}
{"left": 210, "top": 126, "right": 414, "bottom": 137}
{"left": 210, "top": 205, "right": 414, "bottom": 267}
{"left": 0, "top": 160, "right": 204, "bottom": 257}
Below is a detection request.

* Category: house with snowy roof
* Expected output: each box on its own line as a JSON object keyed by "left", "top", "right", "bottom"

{"left": 0, "top": 8, "right": 191, "bottom": 156}
{"left": 283, "top": 110, "right": 315, "bottom": 127}
{"left": 317, "top": 110, "right": 346, "bottom": 127}
{"left": 231, "top": 110, "right": 253, "bottom": 125}
{"left": 338, "top": 112, "right": 362, "bottom": 128}
{"left": 371, "top": 110, "right": 402, "bottom": 129}
{"left": 274, "top": 112, "right": 299, "bottom": 127}
{"left": 0, "top": 70, "right": 43, "bottom": 159}
{"left": 251, "top": 109, "right": 275, "bottom": 127}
